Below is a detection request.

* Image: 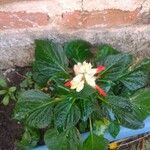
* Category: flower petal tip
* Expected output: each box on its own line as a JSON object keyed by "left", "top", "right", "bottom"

{"left": 64, "top": 81, "right": 71, "bottom": 87}
{"left": 95, "top": 85, "right": 107, "bottom": 97}
{"left": 96, "top": 66, "right": 105, "bottom": 73}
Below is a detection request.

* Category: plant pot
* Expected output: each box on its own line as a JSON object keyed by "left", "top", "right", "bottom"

{"left": 33, "top": 116, "right": 150, "bottom": 150}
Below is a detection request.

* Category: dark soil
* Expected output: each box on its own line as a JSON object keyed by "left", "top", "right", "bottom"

{"left": 0, "top": 67, "right": 29, "bottom": 150}
{"left": 5, "top": 67, "right": 31, "bottom": 86}
{"left": 0, "top": 101, "right": 23, "bottom": 150}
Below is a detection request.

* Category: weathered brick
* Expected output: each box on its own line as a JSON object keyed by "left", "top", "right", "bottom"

{"left": 0, "top": 0, "right": 36, "bottom": 4}
{"left": 58, "top": 0, "right": 81, "bottom": 12}
{"left": 0, "top": 11, "right": 49, "bottom": 30}
{"left": 0, "top": 0, "right": 21, "bottom": 4}
{"left": 60, "top": 9, "right": 140, "bottom": 29}
{"left": 83, "top": 0, "right": 143, "bottom": 11}
{"left": 0, "top": 0, "right": 82, "bottom": 16}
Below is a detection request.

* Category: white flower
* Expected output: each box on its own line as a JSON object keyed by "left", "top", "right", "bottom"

{"left": 64, "top": 61, "right": 106, "bottom": 96}
{"left": 85, "top": 74, "right": 96, "bottom": 88}
{"left": 71, "top": 61, "right": 97, "bottom": 92}
{"left": 73, "top": 61, "right": 96, "bottom": 75}
{"left": 70, "top": 74, "right": 84, "bottom": 92}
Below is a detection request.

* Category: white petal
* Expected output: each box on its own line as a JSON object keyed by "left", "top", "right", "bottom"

{"left": 70, "top": 80, "right": 78, "bottom": 89}
{"left": 83, "top": 61, "right": 92, "bottom": 72}
{"left": 73, "top": 65, "right": 78, "bottom": 75}
{"left": 85, "top": 74, "right": 96, "bottom": 87}
{"left": 77, "top": 62, "right": 82, "bottom": 66}
{"left": 87, "top": 68, "right": 97, "bottom": 76}
{"left": 72, "top": 74, "right": 83, "bottom": 82}
{"left": 74, "top": 63, "right": 81, "bottom": 75}
{"left": 74, "top": 62, "right": 85, "bottom": 74}
{"left": 83, "top": 61, "right": 87, "bottom": 66}
{"left": 76, "top": 80, "right": 85, "bottom": 92}
{"left": 71, "top": 74, "right": 83, "bottom": 89}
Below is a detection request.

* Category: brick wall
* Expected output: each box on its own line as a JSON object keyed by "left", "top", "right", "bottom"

{"left": 0, "top": 0, "right": 150, "bottom": 69}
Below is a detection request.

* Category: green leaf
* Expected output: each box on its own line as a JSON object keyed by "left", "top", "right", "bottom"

{"left": 99, "top": 54, "right": 133, "bottom": 81}
{"left": 44, "top": 127, "right": 82, "bottom": 150}
{"left": 64, "top": 39, "right": 92, "bottom": 63}
{"left": 33, "top": 40, "right": 69, "bottom": 86}
{"left": 2, "top": 94, "right": 10, "bottom": 105}
{"left": 0, "top": 78, "right": 7, "bottom": 87}
{"left": 107, "top": 95, "right": 144, "bottom": 129}
{"left": 26, "top": 104, "right": 53, "bottom": 128}
{"left": 94, "top": 119, "right": 110, "bottom": 136}
{"left": 91, "top": 104, "right": 112, "bottom": 123}
{"left": 55, "top": 97, "right": 81, "bottom": 128}
{"left": 0, "top": 90, "right": 7, "bottom": 95}
{"left": 78, "top": 121, "right": 88, "bottom": 133}
{"left": 9, "top": 86, "right": 16, "bottom": 93}
{"left": 111, "top": 82, "right": 131, "bottom": 96}
{"left": 20, "top": 72, "right": 36, "bottom": 89}
{"left": 130, "top": 88, "right": 150, "bottom": 120}
{"left": 52, "top": 83, "right": 71, "bottom": 95}
{"left": 17, "top": 127, "right": 40, "bottom": 150}
{"left": 80, "top": 98, "right": 96, "bottom": 121}
{"left": 97, "top": 80, "right": 115, "bottom": 93}
{"left": 108, "top": 122, "right": 120, "bottom": 138}
{"left": 83, "top": 134, "right": 108, "bottom": 150}
{"left": 44, "top": 129, "right": 59, "bottom": 150}
{"left": 77, "top": 84, "right": 96, "bottom": 99}
{"left": 107, "top": 95, "right": 132, "bottom": 112}
{"left": 35, "top": 40, "right": 68, "bottom": 66}
{"left": 10, "top": 93, "right": 16, "bottom": 101}
{"left": 135, "top": 58, "right": 150, "bottom": 72}
{"left": 15, "top": 90, "right": 54, "bottom": 128}
{"left": 120, "top": 71, "right": 148, "bottom": 91}
{"left": 116, "top": 111, "right": 144, "bottom": 129}
{"left": 95, "top": 44, "right": 119, "bottom": 63}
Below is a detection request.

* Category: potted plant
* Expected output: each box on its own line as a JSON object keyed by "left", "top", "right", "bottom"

{"left": 14, "top": 39, "right": 150, "bottom": 150}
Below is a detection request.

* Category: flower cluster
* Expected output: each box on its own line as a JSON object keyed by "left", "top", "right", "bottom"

{"left": 64, "top": 61, "right": 107, "bottom": 97}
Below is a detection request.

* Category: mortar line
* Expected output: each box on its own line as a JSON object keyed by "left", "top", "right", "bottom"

{"left": 81, "top": 0, "right": 84, "bottom": 11}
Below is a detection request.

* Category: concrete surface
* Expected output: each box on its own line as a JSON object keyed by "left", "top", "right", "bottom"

{"left": 0, "top": 25, "right": 150, "bottom": 69}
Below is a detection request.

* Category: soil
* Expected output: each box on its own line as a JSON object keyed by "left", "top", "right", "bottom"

{"left": 0, "top": 67, "right": 29, "bottom": 150}
{"left": 0, "top": 101, "right": 23, "bottom": 150}
{"left": 0, "top": 67, "right": 45, "bottom": 150}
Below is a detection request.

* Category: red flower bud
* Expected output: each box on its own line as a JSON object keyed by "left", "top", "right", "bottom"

{"left": 95, "top": 85, "right": 107, "bottom": 97}
{"left": 96, "top": 66, "right": 105, "bottom": 73}
{"left": 64, "top": 81, "right": 71, "bottom": 87}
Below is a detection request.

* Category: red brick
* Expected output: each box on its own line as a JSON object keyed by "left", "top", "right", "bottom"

{"left": 60, "top": 9, "right": 140, "bottom": 29}
{"left": 0, "top": 0, "right": 32, "bottom": 4}
{"left": 0, "top": 11, "right": 49, "bottom": 30}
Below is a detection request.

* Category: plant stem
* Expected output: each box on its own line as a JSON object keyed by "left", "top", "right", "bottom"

{"left": 89, "top": 117, "right": 93, "bottom": 135}
{"left": 98, "top": 66, "right": 111, "bottom": 77}
{"left": 98, "top": 96, "right": 109, "bottom": 105}
{"left": 89, "top": 117, "right": 94, "bottom": 150}
{"left": 33, "top": 97, "right": 63, "bottom": 111}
